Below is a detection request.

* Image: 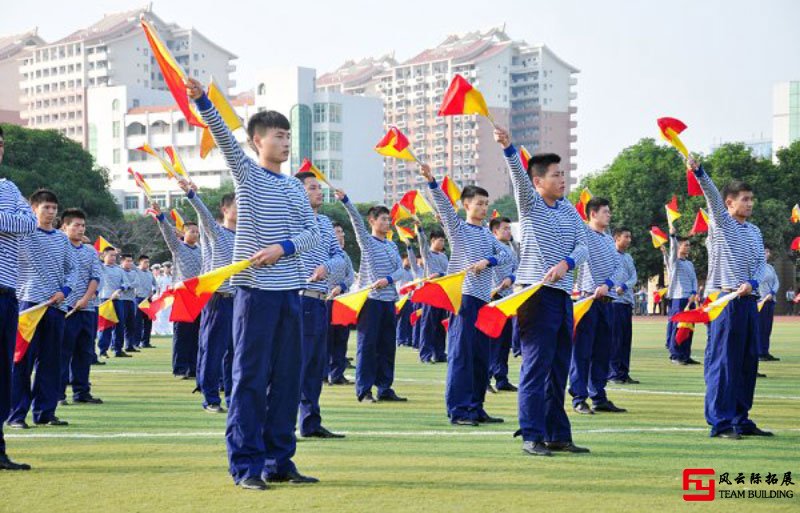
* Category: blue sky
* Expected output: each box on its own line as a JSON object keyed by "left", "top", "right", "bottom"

{"left": 3, "top": 0, "right": 798, "bottom": 177}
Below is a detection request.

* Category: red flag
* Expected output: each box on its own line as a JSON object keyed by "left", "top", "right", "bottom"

{"left": 689, "top": 209, "right": 709, "bottom": 235}
{"left": 686, "top": 168, "right": 702, "bottom": 196}
{"left": 409, "top": 308, "right": 423, "bottom": 327}
{"left": 791, "top": 236, "right": 800, "bottom": 251}
{"left": 437, "top": 74, "right": 490, "bottom": 117}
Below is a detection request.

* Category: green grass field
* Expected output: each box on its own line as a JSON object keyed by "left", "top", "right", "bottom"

{"left": 1, "top": 317, "right": 798, "bottom": 512}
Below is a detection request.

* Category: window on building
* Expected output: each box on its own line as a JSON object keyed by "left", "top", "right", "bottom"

{"left": 329, "top": 132, "right": 343, "bottom": 151}
{"left": 113, "top": 149, "right": 120, "bottom": 164}
{"left": 313, "top": 132, "right": 327, "bottom": 151}
{"left": 112, "top": 99, "right": 120, "bottom": 112}
{"left": 124, "top": 196, "right": 139, "bottom": 211}
{"left": 257, "top": 83, "right": 266, "bottom": 96}
{"left": 328, "top": 160, "right": 343, "bottom": 180}
{"left": 313, "top": 103, "right": 327, "bottom": 123}
{"left": 112, "top": 121, "right": 120, "bottom": 138}
{"left": 329, "top": 104, "right": 342, "bottom": 123}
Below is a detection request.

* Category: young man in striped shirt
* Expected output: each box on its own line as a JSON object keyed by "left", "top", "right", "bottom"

{"left": 394, "top": 247, "right": 415, "bottom": 347}
{"left": 96, "top": 247, "right": 130, "bottom": 358}
{"left": 8, "top": 189, "right": 77, "bottom": 430}
{"left": 120, "top": 254, "right": 142, "bottom": 355}
{"left": 326, "top": 222, "right": 355, "bottom": 386}
{"left": 570, "top": 197, "right": 627, "bottom": 415}
{"left": 758, "top": 246, "right": 780, "bottom": 362}
{"left": 177, "top": 178, "right": 237, "bottom": 413}
{"left": 0, "top": 125, "right": 37, "bottom": 470}
{"left": 189, "top": 78, "right": 321, "bottom": 489}
{"left": 496, "top": 127, "right": 590, "bottom": 456}
{"left": 662, "top": 227, "right": 699, "bottom": 365}
{"left": 416, "top": 226, "right": 449, "bottom": 363}
{"left": 294, "top": 171, "right": 346, "bottom": 439}
{"left": 134, "top": 256, "right": 158, "bottom": 349}
{"left": 152, "top": 203, "right": 202, "bottom": 379}
{"left": 488, "top": 216, "right": 518, "bottom": 393}
{"left": 336, "top": 188, "right": 407, "bottom": 404}
{"left": 608, "top": 227, "right": 640, "bottom": 385}
{"left": 420, "top": 164, "right": 511, "bottom": 426}
{"left": 59, "top": 209, "right": 103, "bottom": 406}
{"left": 689, "top": 157, "right": 770, "bottom": 439}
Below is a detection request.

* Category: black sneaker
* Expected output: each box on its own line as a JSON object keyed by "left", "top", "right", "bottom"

{"left": 591, "top": 401, "right": 627, "bottom": 413}
{"left": 0, "top": 453, "right": 31, "bottom": 471}
{"left": 477, "top": 415, "right": 504, "bottom": 424}
{"left": 114, "top": 352, "right": 132, "bottom": 358}
{"left": 358, "top": 391, "right": 377, "bottom": 403}
{"left": 451, "top": 418, "right": 478, "bottom": 426}
{"left": 757, "top": 372, "right": 767, "bottom": 378}
{"left": 125, "top": 347, "right": 140, "bottom": 353}
{"left": 91, "top": 360, "right": 106, "bottom": 366}
{"left": 238, "top": 477, "right": 268, "bottom": 491}
{"left": 608, "top": 378, "right": 626, "bottom": 385}
{"left": 741, "top": 427, "right": 774, "bottom": 437}
{"left": 204, "top": 404, "right": 226, "bottom": 414}
{"left": 74, "top": 396, "right": 103, "bottom": 404}
{"left": 545, "top": 441, "right": 591, "bottom": 453}
{"left": 58, "top": 399, "right": 69, "bottom": 407}
{"left": 624, "top": 377, "right": 641, "bottom": 384}
{"left": 265, "top": 469, "right": 319, "bottom": 484}
{"left": 37, "top": 417, "right": 69, "bottom": 427}
{"left": 573, "top": 401, "right": 593, "bottom": 415}
{"left": 377, "top": 392, "right": 407, "bottom": 402}
{"left": 6, "top": 420, "right": 29, "bottom": 430}
{"left": 522, "top": 441, "right": 552, "bottom": 457}
{"left": 686, "top": 358, "right": 701, "bottom": 365}
{"left": 496, "top": 382, "right": 518, "bottom": 392}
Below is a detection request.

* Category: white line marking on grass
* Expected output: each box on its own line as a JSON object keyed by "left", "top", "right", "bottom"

{"left": 7, "top": 427, "right": 800, "bottom": 440}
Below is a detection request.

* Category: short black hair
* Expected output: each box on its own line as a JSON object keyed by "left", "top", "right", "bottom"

{"left": 429, "top": 228, "right": 445, "bottom": 241}
{"left": 528, "top": 153, "right": 561, "bottom": 179}
{"left": 102, "top": 246, "right": 116, "bottom": 254}
{"left": 220, "top": 192, "right": 235, "bottom": 210}
{"left": 294, "top": 171, "right": 316, "bottom": 184}
{"left": 612, "top": 226, "right": 631, "bottom": 238}
{"left": 332, "top": 221, "right": 343, "bottom": 230}
{"left": 461, "top": 185, "right": 489, "bottom": 201}
{"left": 677, "top": 236, "right": 691, "bottom": 243}
{"left": 138, "top": 255, "right": 150, "bottom": 262}
{"left": 721, "top": 180, "right": 753, "bottom": 200}
{"left": 400, "top": 251, "right": 408, "bottom": 259}
{"left": 61, "top": 208, "right": 86, "bottom": 225}
{"left": 29, "top": 188, "right": 58, "bottom": 207}
{"left": 183, "top": 221, "right": 198, "bottom": 229}
{"left": 490, "top": 216, "right": 512, "bottom": 232}
{"left": 0, "top": 125, "right": 4, "bottom": 138}
{"left": 585, "top": 197, "right": 610, "bottom": 217}
{"left": 247, "top": 110, "right": 290, "bottom": 140}
{"left": 367, "top": 205, "right": 390, "bottom": 220}
{"left": 764, "top": 244, "right": 772, "bottom": 251}
{"left": 120, "top": 253, "right": 133, "bottom": 260}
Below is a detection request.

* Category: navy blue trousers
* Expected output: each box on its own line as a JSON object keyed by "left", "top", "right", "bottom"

{"left": 489, "top": 318, "right": 513, "bottom": 387}
{"left": 9, "top": 303, "right": 65, "bottom": 424}
{"left": 355, "top": 299, "right": 397, "bottom": 399}
{"left": 132, "top": 297, "right": 146, "bottom": 348}
{"left": 197, "top": 294, "right": 233, "bottom": 408}
{"left": 326, "top": 302, "right": 350, "bottom": 382}
{"left": 511, "top": 317, "right": 521, "bottom": 357}
{"left": 419, "top": 304, "right": 447, "bottom": 362}
{"left": 172, "top": 318, "right": 199, "bottom": 376}
{"left": 60, "top": 310, "right": 97, "bottom": 401}
{"left": 667, "top": 298, "right": 693, "bottom": 362}
{"left": 299, "top": 296, "right": 328, "bottom": 435}
{"left": 121, "top": 300, "right": 138, "bottom": 351}
{"left": 758, "top": 300, "right": 775, "bottom": 357}
{"left": 517, "top": 287, "right": 573, "bottom": 443}
{"left": 97, "top": 299, "right": 124, "bottom": 355}
{"left": 608, "top": 303, "right": 633, "bottom": 381}
{"left": 226, "top": 287, "right": 303, "bottom": 483}
{"left": 396, "top": 301, "right": 412, "bottom": 346}
{"left": 445, "top": 295, "right": 491, "bottom": 421}
{"left": 569, "top": 300, "right": 613, "bottom": 407}
{"left": 0, "top": 293, "right": 18, "bottom": 453}
{"left": 704, "top": 296, "right": 760, "bottom": 436}
{"left": 411, "top": 312, "right": 421, "bottom": 349}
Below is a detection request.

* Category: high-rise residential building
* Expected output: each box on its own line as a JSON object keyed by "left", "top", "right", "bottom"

{"left": 16, "top": 4, "right": 236, "bottom": 147}
{"left": 773, "top": 81, "right": 800, "bottom": 161}
{"left": 317, "top": 27, "right": 578, "bottom": 205}
{"left": 0, "top": 28, "right": 45, "bottom": 124}
{"left": 89, "top": 66, "right": 384, "bottom": 212}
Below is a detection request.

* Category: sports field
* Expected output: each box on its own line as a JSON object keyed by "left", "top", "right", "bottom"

{"left": 1, "top": 317, "right": 797, "bottom": 512}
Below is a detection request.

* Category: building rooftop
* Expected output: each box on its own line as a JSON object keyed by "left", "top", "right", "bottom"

{"left": 127, "top": 91, "right": 253, "bottom": 115}
{"left": 0, "top": 28, "right": 46, "bottom": 61}
{"left": 317, "top": 54, "right": 398, "bottom": 87}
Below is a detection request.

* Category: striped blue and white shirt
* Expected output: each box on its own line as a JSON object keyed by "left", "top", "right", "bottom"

{"left": 417, "top": 226, "right": 449, "bottom": 278}
{"left": 65, "top": 242, "right": 102, "bottom": 311}
{"left": 134, "top": 268, "right": 157, "bottom": 298}
{"left": 695, "top": 167, "right": 766, "bottom": 293}
{"left": 704, "top": 221, "right": 721, "bottom": 296}
{"left": 329, "top": 251, "right": 356, "bottom": 293}
{"left": 17, "top": 228, "right": 77, "bottom": 311}
{"left": 612, "top": 251, "right": 638, "bottom": 305}
{"left": 428, "top": 180, "right": 511, "bottom": 303}
{"left": 120, "top": 268, "right": 139, "bottom": 301}
{"left": 666, "top": 235, "right": 697, "bottom": 299}
{"left": 502, "top": 146, "right": 588, "bottom": 293}
{"left": 577, "top": 226, "right": 625, "bottom": 295}
{"left": 341, "top": 197, "right": 404, "bottom": 302}
{"left": 759, "top": 264, "right": 779, "bottom": 300}
{"left": 156, "top": 214, "right": 203, "bottom": 282}
{"left": 195, "top": 94, "right": 320, "bottom": 291}
{"left": 186, "top": 190, "right": 236, "bottom": 294}
{"left": 407, "top": 244, "right": 424, "bottom": 280}
{"left": 98, "top": 264, "right": 132, "bottom": 300}
{"left": 0, "top": 179, "right": 37, "bottom": 290}
{"left": 300, "top": 213, "right": 346, "bottom": 295}
{"left": 491, "top": 241, "right": 518, "bottom": 299}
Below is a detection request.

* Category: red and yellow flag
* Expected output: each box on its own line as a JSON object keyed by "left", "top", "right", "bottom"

{"left": 519, "top": 145, "right": 532, "bottom": 170}
{"left": 14, "top": 303, "right": 49, "bottom": 363}
{"left": 395, "top": 294, "right": 410, "bottom": 315}
{"left": 396, "top": 225, "right": 415, "bottom": 243}
{"left": 164, "top": 146, "right": 190, "bottom": 179}
{"left": 575, "top": 188, "right": 593, "bottom": 222}
{"left": 491, "top": 209, "right": 499, "bottom": 219}
{"left": 438, "top": 74, "right": 490, "bottom": 118}
{"left": 791, "top": 204, "right": 800, "bottom": 224}
{"left": 399, "top": 190, "right": 433, "bottom": 216}
{"left": 653, "top": 287, "right": 668, "bottom": 305}
{"left": 689, "top": 208, "right": 709, "bottom": 235}
{"left": 168, "top": 260, "right": 251, "bottom": 322}
{"left": 573, "top": 296, "right": 595, "bottom": 335}
{"left": 675, "top": 302, "right": 696, "bottom": 345}
{"left": 93, "top": 236, "right": 113, "bottom": 253}
{"left": 441, "top": 175, "right": 462, "bottom": 209}
{"left": 791, "top": 236, "right": 800, "bottom": 252}
{"left": 137, "top": 144, "right": 176, "bottom": 179}
{"left": 97, "top": 299, "right": 119, "bottom": 332}
{"left": 138, "top": 298, "right": 157, "bottom": 321}
{"left": 650, "top": 226, "right": 668, "bottom": 248}
{"left": 410, "top": 271, "right": 465, "bottom": 314}
{"left": 657, "top": 117, "right": 689, "bottom": 158}
{"left": 200, "top": 78, "right": 243, "bottom": 158}
{"left": 390, "top": 203, "right": 415, "bottom": 225}
{"left": 170, "top": 209, "right": 185, "bottom": 232}
{"left": 129, "top": 168, "right": 153, "bottom": 199}
{"left": 331, "top": 286, "right": 371, "bottom": 326}
{"left": 375, "top": 127, "right": 416, "bottom": 161}
{"left": 686, "top": 168, "right": 703, "bottom": 197}
{"left": 297, "top": 158, "right": 333, "bottom": 188}
{"left": 665, "top": 195, "right": 681, "bottom": 230}
{"left": 409, "top": 307, "right": 423, "bottom": 326}
{"left": 475, "top": 283, "right": 544, "bottom": 338}
{"left": 670, "top": 291, "right": 738, "bottom": 324}
{"left": 140, "top": 18, "right": 205, "bottom": 128}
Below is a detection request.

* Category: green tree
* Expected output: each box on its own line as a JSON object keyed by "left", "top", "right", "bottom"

{"left": 489, "top": 194, "right": 518, "bottom": 222}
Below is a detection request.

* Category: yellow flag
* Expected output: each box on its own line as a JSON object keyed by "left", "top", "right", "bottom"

{"left": 573, "top": 296, "right": 595, "bottom": 332}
